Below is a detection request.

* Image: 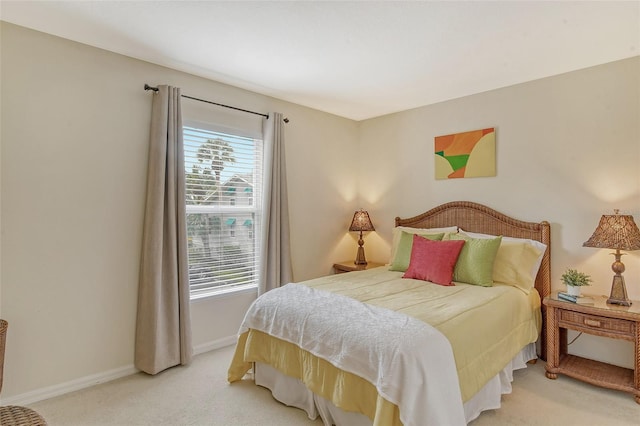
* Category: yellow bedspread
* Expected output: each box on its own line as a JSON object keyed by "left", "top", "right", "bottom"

{"left": 302, "top": 267, "right": 542, "bottom": 402}
{"left": 229, "top": 267, "right": 541, "bottom": 424}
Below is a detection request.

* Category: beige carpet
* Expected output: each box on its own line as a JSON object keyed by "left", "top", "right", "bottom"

{"left": 29, "top": 346, "right": 639, "bottom": 425}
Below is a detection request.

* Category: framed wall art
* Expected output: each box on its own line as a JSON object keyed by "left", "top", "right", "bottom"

{"left": 434, "top": 127, "right": 496, "bottom": 179}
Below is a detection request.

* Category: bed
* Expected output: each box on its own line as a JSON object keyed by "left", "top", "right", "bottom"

{"left": 228, "top": 201, "right": 551, "bottom": 425}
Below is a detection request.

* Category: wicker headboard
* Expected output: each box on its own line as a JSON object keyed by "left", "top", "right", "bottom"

{"left": 395, "top": 201, "right": 551, "bottom": 357}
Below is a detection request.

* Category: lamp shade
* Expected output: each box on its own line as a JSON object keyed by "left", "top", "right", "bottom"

{"left": 349, "top": 210, "right": 375, "bottom": 232}
{"left": 583, "top": 212, "right": 640, "bottom": 251}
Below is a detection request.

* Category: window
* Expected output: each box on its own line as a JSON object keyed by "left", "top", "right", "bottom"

{"left": 184, "top": 125, "right": 263, "bottom": 298}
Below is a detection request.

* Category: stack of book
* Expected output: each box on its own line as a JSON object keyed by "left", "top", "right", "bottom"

{"left": 558, "top": 292, "right": 595, "bottom": 304}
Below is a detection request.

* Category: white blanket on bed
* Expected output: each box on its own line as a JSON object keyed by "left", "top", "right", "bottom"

{"left": 239, "top": 283, "right": 466, "bottom": 426}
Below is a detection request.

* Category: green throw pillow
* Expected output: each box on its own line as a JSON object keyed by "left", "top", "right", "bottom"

{"left": 389, "top": 231, "right": 444, "bottom": 272}
{"left": 448, "top": 233, "right": 502, "bottom": 286}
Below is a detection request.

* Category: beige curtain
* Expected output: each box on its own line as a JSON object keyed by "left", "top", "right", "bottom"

{"left": 259, "top": 112, "right": 293, "bottom": 295}
{"left": 135, "top": 85, "right": 192, "bottom": 375}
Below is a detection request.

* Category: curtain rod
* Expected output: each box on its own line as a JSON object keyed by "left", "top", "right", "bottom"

{"left": 144, "top": 84, "right": 276, "bottom": 120}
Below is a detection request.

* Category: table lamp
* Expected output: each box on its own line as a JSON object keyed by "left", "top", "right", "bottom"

{"left": 583, "top": 210, "right": 640, "bottom": 306}
{"left": 349, "top": 209, "right": 375, "bottom": 265}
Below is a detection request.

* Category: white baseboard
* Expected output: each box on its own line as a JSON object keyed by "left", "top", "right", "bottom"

{"left": 0, "top": 364, "right": 139, "bottom": 406}
{"left": 193, "top": 335, "right": 237, "bottom": 355}
{"left": 0, "top": 335, "right": 238, "bottom": 406}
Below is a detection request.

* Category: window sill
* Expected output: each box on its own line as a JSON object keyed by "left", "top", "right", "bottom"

{"left": 190, "top": 284, "right": 258, "bottom": 303}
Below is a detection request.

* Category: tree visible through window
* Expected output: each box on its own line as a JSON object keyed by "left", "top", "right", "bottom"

{"left": 184, "top": 126, "right": 263, "bottom": 298}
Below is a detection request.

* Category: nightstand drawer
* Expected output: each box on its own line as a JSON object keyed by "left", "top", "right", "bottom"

{"left": 559, "top": 310, "right": 635, "bottom": 338}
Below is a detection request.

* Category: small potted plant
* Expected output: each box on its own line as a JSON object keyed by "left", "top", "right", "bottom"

{"left": 561, "top": 268, "right": 592, "bottom": 296}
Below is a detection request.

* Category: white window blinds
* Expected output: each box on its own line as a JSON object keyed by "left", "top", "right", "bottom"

{"left": 184, "top": 124, "right": 263, "bottom": 298}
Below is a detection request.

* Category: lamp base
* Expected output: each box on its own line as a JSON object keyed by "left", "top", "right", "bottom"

{"left": 354, "top": 231, "right": 368, "bottom": 265}
{"left": 354, "top": 247, "right": 367, "bottom": 265}
{"left": 607, "top": 274, "right": 632, "bottom": 307}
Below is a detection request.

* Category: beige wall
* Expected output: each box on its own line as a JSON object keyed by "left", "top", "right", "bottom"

{"left": 1, "top": 21, "right": 639, "bottom": 402}
{"left": 358, "top": 56, "right": 640, "bottom": 368}
{"left": 0, "top": 22, "right": 358, "bottom": 401}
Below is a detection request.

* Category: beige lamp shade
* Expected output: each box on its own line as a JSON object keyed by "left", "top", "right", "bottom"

{"left": 583, "top": 212, "right": 640, "bottom": 251}
{"left": 349, "top": 210, "right": 375, "bottom": 232}
{"left": 583, "top": 210, "right": 640, "bottom": 306}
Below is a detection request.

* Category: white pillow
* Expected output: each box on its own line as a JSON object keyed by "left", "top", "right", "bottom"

{"left": 390, "top": 226, "right": 458, "bottom": 263}
{"left": 458, "top": 230, "right": 547, "bottom": 293}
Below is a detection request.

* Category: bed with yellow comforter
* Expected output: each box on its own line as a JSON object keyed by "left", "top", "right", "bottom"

{"left": 229, "top": 267, "right": 541, "bottom": 425}
{"left": 228, "top": 201, "right": 550, "bottom": 425}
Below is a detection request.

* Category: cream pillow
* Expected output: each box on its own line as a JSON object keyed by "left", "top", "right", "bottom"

{"left": 389, "top": 226, "right": 458, "bottom": 263}
{"left": 459, "top": 230, "right": 546, "bottom": 293}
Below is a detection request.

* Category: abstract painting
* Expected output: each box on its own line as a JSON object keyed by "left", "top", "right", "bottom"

{"left": 434, "top": 128, "right": 496, "bottom": 179}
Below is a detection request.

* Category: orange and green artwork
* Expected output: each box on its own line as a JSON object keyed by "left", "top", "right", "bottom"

{"left": 434, "top": 128, "right": 496, "bottom": 179}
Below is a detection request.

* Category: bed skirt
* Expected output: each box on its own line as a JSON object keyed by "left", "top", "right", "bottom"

{"left": 254, "top": 342, "right": 537, "bottom": 425}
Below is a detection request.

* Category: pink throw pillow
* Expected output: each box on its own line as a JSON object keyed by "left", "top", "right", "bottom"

{"left": 403, "top": 235, "right": 465, "bottom": 286}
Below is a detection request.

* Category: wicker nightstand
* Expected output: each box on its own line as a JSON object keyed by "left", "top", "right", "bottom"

{"left": 543, "top": 293, "right": 640, "bottom": 403}
{"left": 333, "top": 261, "right": 385, "bottom": 274}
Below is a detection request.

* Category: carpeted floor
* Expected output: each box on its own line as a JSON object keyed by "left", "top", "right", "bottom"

{"left": 28, "top": 345, "right": 639, "bottom": 425}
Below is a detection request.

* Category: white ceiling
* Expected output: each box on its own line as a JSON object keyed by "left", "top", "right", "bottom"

{"left": 1, "top": 1, "right": 638, "bottom": 121}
